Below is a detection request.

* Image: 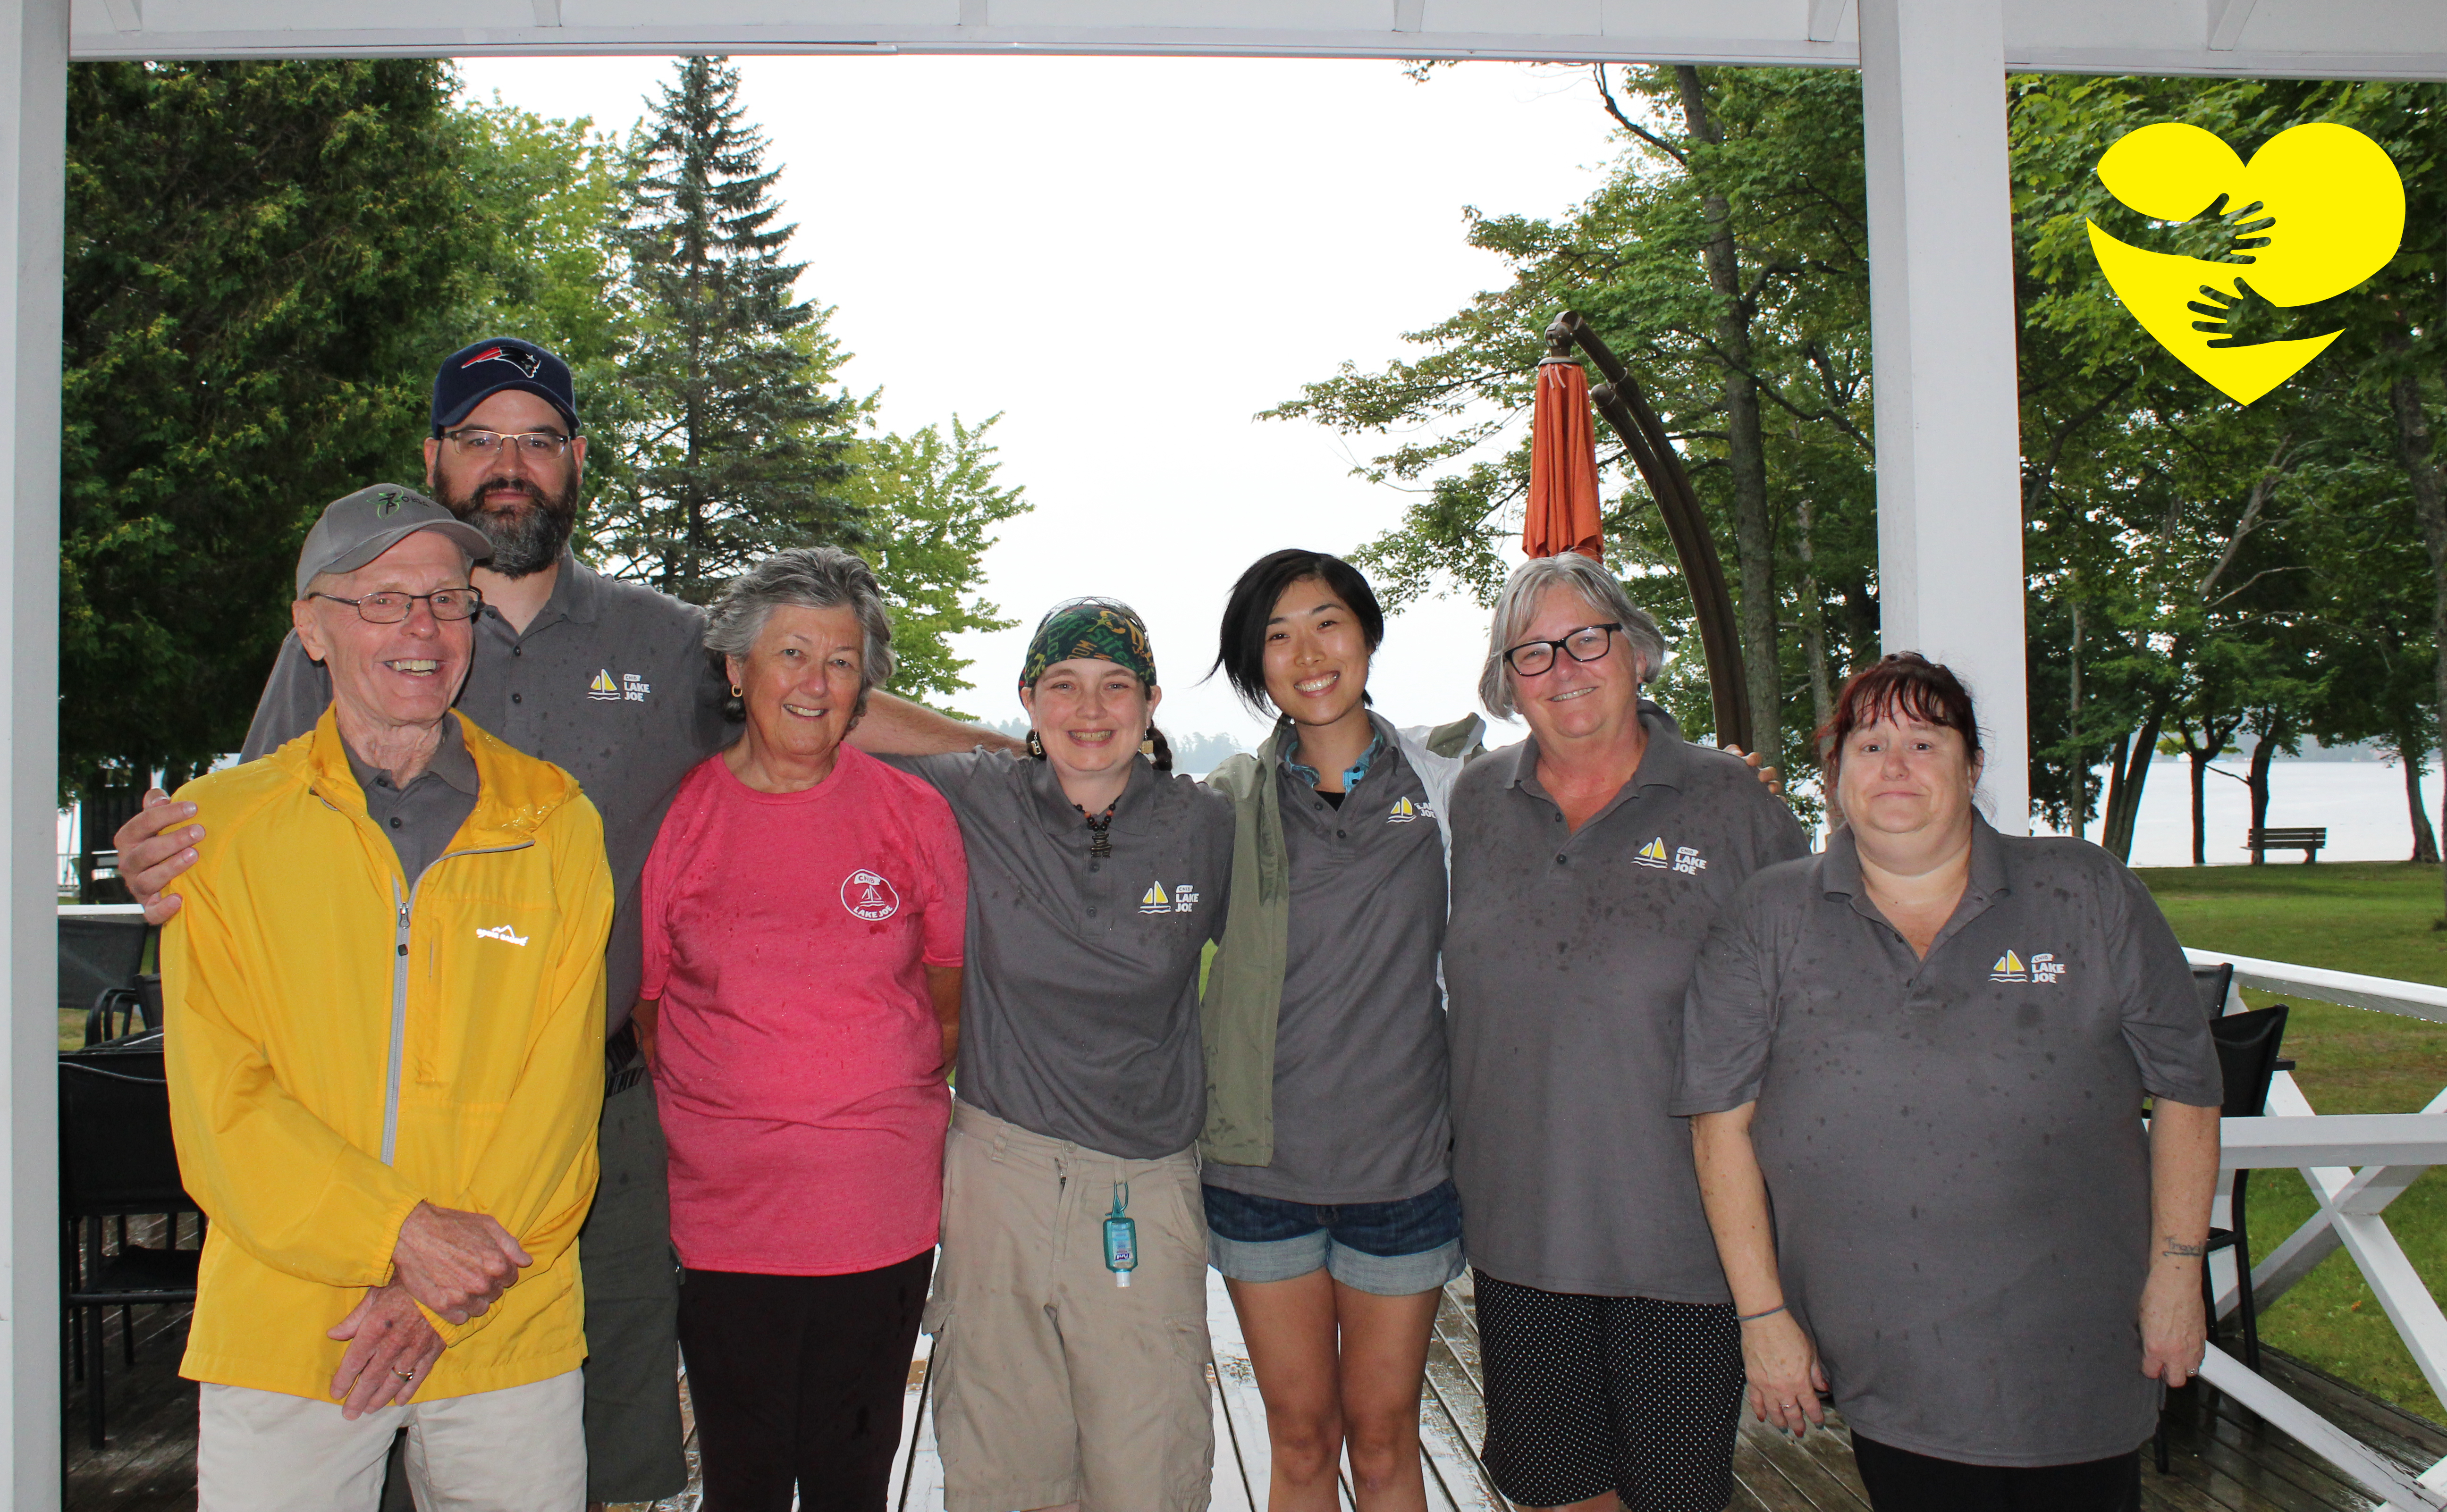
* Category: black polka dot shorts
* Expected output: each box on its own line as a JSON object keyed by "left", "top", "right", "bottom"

{"left": 1473, "top": 1269, "right": 1744, "bottom": 1512}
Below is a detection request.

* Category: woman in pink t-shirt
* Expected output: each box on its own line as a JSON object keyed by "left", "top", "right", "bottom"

{"left": 634, "top": 547, "right": 966, "bottom": 1512}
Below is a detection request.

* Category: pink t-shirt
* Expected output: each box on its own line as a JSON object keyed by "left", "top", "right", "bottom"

{"left": 639, "top": 743, "right": 967, "bottom": 1276}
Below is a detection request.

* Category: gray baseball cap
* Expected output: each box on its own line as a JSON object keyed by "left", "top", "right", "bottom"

{"left": 295, "top": 485, "right": 493, "bottom": 597}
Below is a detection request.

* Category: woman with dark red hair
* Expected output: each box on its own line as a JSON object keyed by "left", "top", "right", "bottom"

{"left": 1674, "top": 653, "right": 2224, "bottom": 1512}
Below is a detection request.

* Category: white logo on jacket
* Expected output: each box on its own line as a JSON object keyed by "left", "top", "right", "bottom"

{"left": 843, "top": 869, "right": 900, "bottom": 921}
{"left": 474, "top": 924, "right": 529, "bottom": 946}
{"left": 1141, "top": 882, "right": 1200, "bottom": 915}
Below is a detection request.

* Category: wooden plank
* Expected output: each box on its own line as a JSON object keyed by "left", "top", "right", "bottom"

{"left": 2197, "top": 1393, "right": 2396, "bottom": 1512}
{"left": 1730, "top": 1429, "right": 1838, "bottom": 1511}
{"left": 2261, "top": 1352, "right": 2447, "bottom": 1473}
{"left": 1740, "top": 1419, "right": 1873, "bottom": 1511}
{"left": 2167, "top": 1390, "right": 2375, "bottom": 1512}
{"left": 1207, "top": 1268, "right": 1275, "bottom": 1508}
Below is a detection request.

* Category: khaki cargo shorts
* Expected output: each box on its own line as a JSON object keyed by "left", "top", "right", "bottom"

{"left": 925, "top": 1100, "right": 1214, "bottom": 1512}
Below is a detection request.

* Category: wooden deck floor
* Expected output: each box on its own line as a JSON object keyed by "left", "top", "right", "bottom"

{"left": 66, "top": 1269, "right": 2447, "bottom": 1511}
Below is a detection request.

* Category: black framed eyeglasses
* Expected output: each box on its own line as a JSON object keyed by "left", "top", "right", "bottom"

{"left": 307, "top": 588, "right": 486, "bottom": 624}
{"left": 1503, "top": 622, "right": 1623, "bottom": 676}
{"left": 442, "top": 428, "right": 573, "bottom": 459}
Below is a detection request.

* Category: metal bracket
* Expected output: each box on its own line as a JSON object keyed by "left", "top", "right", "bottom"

{"left": 2208, "top": 0, "right": 2261, "bottom": 50}
{"left": 1806, "top": 0, "right": 1851, "bottom": 43}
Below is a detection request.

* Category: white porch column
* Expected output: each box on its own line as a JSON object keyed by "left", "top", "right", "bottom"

{"left": 1858, "top": 0, "right": 2031, "bottom": 832}
{"left": 0, "top": 0, "right": 65, "bottom": 1501}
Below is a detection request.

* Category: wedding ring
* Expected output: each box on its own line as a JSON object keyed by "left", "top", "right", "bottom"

{"left": 392, "top": 1367, "right": 415, "bottom": 1382}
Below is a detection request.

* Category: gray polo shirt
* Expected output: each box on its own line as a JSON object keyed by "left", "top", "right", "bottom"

{"left": 893, "top": 750, "right": 1234, "bottom": 1159}
{"left": 340, "top": 715, "right": 480, "bottom": 886}
{"left": 243, "top": 553, "right": 731, "bottom": 1027}
{"left": 1443, "top": 703, "right": 1808, "bottom": 1302}
{"left": 1673, "top": 817, "right": 2225, "bottom": 1467}
{"left": 1204, "top": 716, "right": 1452, "bottom": 1206}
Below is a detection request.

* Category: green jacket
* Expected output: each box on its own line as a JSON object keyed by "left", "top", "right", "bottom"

{"left": 1198, "top": 713, "right": 1484, "bottom": 1166}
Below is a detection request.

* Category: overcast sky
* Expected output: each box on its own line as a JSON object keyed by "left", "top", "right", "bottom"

{"left": 453, "top": 54, "right": 1625, "bottom": 744}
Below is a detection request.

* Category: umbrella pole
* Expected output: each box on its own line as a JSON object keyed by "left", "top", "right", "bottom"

{"left": 1548, "top": 311, "right": 1755, "bottom": 757}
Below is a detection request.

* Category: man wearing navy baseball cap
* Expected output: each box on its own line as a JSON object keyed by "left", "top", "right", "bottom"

{"left": 117, "top": 336, "right": 1013, "bottom": 1509}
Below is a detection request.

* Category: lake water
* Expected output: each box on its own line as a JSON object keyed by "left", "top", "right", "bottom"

{"left": 2041, "top": 758, "right": 2440, "bottom": 867}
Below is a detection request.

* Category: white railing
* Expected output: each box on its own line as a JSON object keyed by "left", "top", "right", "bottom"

{"left": 2185, "top": 947, "right": 2447, "bottom": 1512}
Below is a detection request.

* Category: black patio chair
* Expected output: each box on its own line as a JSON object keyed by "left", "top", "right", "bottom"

{"left": 60, "top": 1049, "right": 202, "bottom": 1450}
{"left": 2191, "top": 961, "right": 2236, "bottom": 1020}
{"left": 2156, "top": 1000, "right": 2290, "bottom": 1471}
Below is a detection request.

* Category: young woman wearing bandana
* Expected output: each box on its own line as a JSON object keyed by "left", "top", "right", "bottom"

{"left": 881, "top": 599, "right": 1234, "bottom": 1512}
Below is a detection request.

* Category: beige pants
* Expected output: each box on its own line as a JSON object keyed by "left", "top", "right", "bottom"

{"left": 196, "top": 1368, "right": 585, "bottom": 1512}
{"left": 928, "top": 1100, "right": 1215, "bottom": 1512}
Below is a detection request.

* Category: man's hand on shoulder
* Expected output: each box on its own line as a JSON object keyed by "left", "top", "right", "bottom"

{"left": 1718, "top": 745, "right": 1785, "bottom": 796}
{"left": 849, "top": 690, "right": 1026, "bottom": 757}
{"left": 328, "top": 1283, "right": 446, "bottom": 1419}
{"left": 391, "top": 1201, "right": 530, "bottom": 1325}
{"left": 116, "top": 789, "right": 205, "bottom": 926}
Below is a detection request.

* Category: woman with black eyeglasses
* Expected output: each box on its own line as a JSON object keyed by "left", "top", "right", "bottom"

{"left": 1443, "top": 553, "right": 1807, "bottom": 1512}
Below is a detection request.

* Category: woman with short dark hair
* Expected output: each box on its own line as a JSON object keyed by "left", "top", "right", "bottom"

{"left": 1677, "top": 652, "right": 2224, "bottom": 1512}
{"left": 1199, "top": 547, "right": 1479, "bottom": 1511}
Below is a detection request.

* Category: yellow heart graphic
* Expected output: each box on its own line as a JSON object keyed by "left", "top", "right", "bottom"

{"left": 2085, "top": 122, "right": 2404, "bottom": 405}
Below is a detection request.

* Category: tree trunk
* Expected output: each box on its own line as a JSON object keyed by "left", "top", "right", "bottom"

{"left": 2188, "top": 745, "right": 2210, "bottom": 867}
{"left": 2246, "top": 716, "right": 2285, "bottom": 864}
{"left": 2384, "top": 361, "right": 2447, "bottom": 916}
{"left": 2101, "top": 706, "right": 2164, "bottom": 863}
{"left": 2405, "top": 737, "right": 2441, "bottom": 865}
{"left": 1795, "top": 495, "right": 1834, "bottom": 752}
{"left": 2067, "top": 589, "right": 2085, "bottom": 839}
{"left": 1676, "top": 65, "right": 1781, "bottom": 773}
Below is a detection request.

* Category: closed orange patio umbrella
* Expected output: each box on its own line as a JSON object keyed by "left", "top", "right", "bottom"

{"left": 1524, "top": 354, "right": 1604, "bottom": 562}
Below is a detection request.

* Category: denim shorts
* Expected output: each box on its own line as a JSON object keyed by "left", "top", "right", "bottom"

{"left": 1202, "top": 1178, "right": 1465, "bottom": 1296}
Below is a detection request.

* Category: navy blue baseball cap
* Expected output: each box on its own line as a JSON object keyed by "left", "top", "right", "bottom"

{"left": 431, "top": 337, "right": 580, "bottom": 435}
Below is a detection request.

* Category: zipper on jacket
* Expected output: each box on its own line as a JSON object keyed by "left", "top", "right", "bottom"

{"left": 384, "top": 879, "right": 411, "bottom": 1165}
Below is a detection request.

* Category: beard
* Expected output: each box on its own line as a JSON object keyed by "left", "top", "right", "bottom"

{"left": 436, "top": 469, "right": 581, "bottom": 579}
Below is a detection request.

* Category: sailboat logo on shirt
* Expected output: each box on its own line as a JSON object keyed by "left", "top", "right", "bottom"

{"left": 841, "top": 869, "right": 901, "bottom": 922}
{"left": 1990, "top": 950, "right": 2028, "bottom": 983}
{"left": 1140, "top": 882, "right": 1171, "bottom": 914}
{"left": 1387, "top": 796, "right": 1433, "bottom": 824}
{"left": 1635, "top": 837, "right": 1671, "bottom": 869}
{"left": 588, "top": 669, "right": 620, "bottom": 701}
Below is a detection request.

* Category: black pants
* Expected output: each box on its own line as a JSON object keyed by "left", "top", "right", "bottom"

{"left": 1852, "top": 1434, "right": 2142, "bottom": 1512}
{"left": 676, "top": 1250, "right": 933, "bottom": 1512}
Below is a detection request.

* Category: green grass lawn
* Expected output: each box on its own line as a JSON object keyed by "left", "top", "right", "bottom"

{"left": 2138, "top": 860, "right": 2447, "bottom": 1424}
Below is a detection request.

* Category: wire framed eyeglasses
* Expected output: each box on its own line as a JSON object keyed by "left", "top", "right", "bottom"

{"left": 1502, "top": 622, "right": 1624, "bottom": 676}
{"left": 307, "top": 588, "right": 486, "bottom": 624}
{"left": 442, "top": 429, "right": 573, "bottom": 459}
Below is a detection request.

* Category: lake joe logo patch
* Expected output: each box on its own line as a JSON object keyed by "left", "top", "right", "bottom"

{"left": 1991, "top": 950, "right": 2067, "bottom": 985}
{"left": 842, "top": 869, "right": 900, "bottom": 922}
{"left": 1139, "top": 881, "right": 1201, "bottom": 916}
{"left": 588, "top": 669, "right": 652, "bottom": 703}
{"left": 1635, "top": 838, "right": 1708, "bottom": 875}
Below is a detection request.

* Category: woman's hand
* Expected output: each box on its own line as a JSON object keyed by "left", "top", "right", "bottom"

{"left": 1742, "top": 1310, "right": 1828, "bottom": 1435}
{"left": 2140, "top": 1263, "right": 2208, "bottom": 1387}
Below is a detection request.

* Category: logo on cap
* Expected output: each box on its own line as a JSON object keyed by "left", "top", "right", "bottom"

{"left": 376, "top": 491, "right": 403, "bottom": 518}
{"left": 460, "top": 344, "right": 543, "bottom": 379}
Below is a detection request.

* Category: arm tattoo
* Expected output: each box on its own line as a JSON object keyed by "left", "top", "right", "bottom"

{"left": 2162, "top": 1236, "right": 2207, "bottom": 1259}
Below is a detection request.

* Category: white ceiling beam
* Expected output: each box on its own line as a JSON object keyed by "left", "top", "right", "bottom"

{"left": 98, "top": 0, "right": 133, "bottom": 31}
{"left": 1807, "top": 0, "right": 1850, "bottom": 44}
{"left": 958, "top": 0, "right": 986, "bottom": 26}
{"left": 1392, "top": 0, "right": 1424, "bottom": 33}
{"left": 529, "top": 0, "right": 561, "bottom": 26}
{"left": 2207, "top": 0, "right": 2259, "bottom": 51}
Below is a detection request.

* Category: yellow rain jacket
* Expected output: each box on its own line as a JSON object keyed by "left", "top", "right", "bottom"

{"left": 164, "top": 709, "right": 612, "bottom": 1402}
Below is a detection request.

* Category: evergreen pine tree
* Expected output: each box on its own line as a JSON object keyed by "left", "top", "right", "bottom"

{"left": 598, "top": 57, "right": 861, "bottom": 603}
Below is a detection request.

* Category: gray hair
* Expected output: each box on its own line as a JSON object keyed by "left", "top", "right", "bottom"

{"left": 704, "top": 547, "right": 895, "bottom": 714}
{"left": 1477, "top": 554, "right": 1668, "bottom": 719}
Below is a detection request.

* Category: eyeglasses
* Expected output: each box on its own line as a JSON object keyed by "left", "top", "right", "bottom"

{"left": 308, "top": 588, "right": 486, "bottom": 624}
{"left": 1503, "top": 622, "right": 1624, "bottom": 676}
{"left": 442, "top": 428, "right": 573, "bottom": 459}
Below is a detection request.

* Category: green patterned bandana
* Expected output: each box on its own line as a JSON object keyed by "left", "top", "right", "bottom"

{"left": 1019, "top": 597, "right": 1158, "bottom": 690}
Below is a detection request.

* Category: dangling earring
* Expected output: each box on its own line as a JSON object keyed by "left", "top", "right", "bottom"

{"left": 1139, "top": 733, "right": 1156, "bottom": 757}
{"left": 1027, "top": 729, "right": 1046, "bottom": 759}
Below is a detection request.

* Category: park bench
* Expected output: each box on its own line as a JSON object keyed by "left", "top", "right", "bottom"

{"left": 2245, "top": 826, "right": 2327, "bottom": 863}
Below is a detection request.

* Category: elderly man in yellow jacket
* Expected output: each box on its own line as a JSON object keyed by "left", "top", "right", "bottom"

{"left": 164, "top": 484, "right": 613, "bottom": 1511}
